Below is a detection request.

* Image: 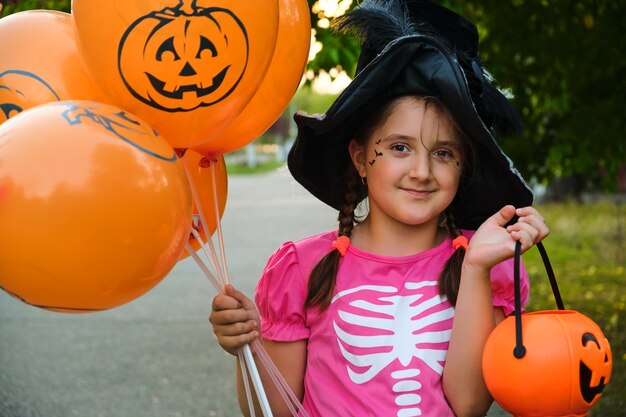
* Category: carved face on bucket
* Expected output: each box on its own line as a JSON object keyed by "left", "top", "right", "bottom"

{"left": 118, "top": 1, "right": 249, "bottom": 112}
{"left": 579, "top": 332, "right": 612, "bottom": 404}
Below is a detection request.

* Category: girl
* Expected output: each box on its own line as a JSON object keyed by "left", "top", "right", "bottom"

{"left": 211, "top": 1, "right": 549, "bottom": 416}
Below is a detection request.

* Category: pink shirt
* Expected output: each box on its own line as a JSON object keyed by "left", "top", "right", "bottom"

{"left": 255, "top": 231, "right": 529, "bottom": 417}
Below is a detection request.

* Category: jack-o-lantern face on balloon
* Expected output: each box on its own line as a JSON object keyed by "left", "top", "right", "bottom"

{"left": 60, "top": 101, "right": 177, "bottom": 162}
{"left": 118, "top": 0, "right": 248, "bottom": 112}
{"left": 0, "top": 70, "right": 60, "bottom": 123}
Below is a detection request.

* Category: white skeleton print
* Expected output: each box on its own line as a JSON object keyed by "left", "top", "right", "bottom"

{"left": 332, "top": 281, "right": 454, "bottom": 417}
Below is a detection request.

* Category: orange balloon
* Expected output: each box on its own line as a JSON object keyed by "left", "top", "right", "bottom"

{"left": 0, "top": 10, "right": 110, "bottom": 124}
{"left": 193, "top": 0, "right": 311, "bottom": 154}
{"left": 0, "top": 100, "right": 192, "bottom": 313}
{"left": 178, "top": 150, "right": 228, "bottom": 260}
{"left": 483, "top": 310, "right": 612, "bottom": 417}
{"left": 71, "top": 0, "right": 280, "bottom": 149}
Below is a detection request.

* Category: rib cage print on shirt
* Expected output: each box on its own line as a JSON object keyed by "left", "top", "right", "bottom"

{"left": 332, "top": 281, "right": 454, "bottom": 417}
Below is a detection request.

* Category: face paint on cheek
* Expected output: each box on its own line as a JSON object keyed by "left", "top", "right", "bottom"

{"left": 369, "top": 147, "right": 384, "bottom": 165}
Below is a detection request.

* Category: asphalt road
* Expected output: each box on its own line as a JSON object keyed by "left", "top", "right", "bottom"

{"left": 0, "top": 167, "right": 508, "bottom": 417}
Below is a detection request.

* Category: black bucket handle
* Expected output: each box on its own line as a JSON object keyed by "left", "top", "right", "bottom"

{"left": 513, "top": 241, "right": 565, "bottom": 359}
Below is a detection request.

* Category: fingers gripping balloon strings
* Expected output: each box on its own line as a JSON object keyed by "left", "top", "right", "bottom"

{"left": 182, "top": 155, "right": 307, "bottom": 417}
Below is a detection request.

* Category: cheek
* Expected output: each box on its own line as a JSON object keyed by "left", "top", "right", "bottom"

{"left": 365, "top": 156, "right": 403, "bottom": 183}
{"left": 432, "top": 164, "right": 462, "bottom": 188}
{"left": 451, "top": 169, "right": 463, "bottom": 190}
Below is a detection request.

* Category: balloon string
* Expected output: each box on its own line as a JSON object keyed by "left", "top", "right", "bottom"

{"left": 252, "top": 340, "right": 309, "bottom": 417}
{"left": 181, "top": 154, "right": 226, "bottom": 286}
{"left": 189, "top": 232, "right": 271, "bottom": 416}
{"left": 243, "top": 345, "right": 274, "bottom": 417}
{"left": 210, "top": 160, "right": 230, "bottom": 284}
{"left": 189, "top": 228, "right": 225, "bottom": 289}
{"left": 185, "top": 243, "right": 222, "bottom": 293}
{"left": 238, "top": 351, "right": 258, "bottom": 417}
{"left": 252, "top": 343, "right": 296, "bottom": 416}
{"left": 181, "top": 155, "right": 266, "bottom": 415}
{"left": 183, "top": 155, "right": 307, "bottom": 417}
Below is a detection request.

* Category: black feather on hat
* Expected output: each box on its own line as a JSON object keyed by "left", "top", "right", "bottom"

{"left": 288, "top": 0, "right": 533, "bottom": 229}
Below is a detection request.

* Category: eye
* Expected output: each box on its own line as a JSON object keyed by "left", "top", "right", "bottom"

{"left": 196, "top": 36, "right": 217, "bottom": 58}
{"left": 432, "top": 149, "right": 454, "bottom": 158}
{"left": 431, "top": 148, "right": 460, "bottom": 165}
{"left": 156, "top": 37, "right": 181, "bottom": 62}
{"left": 390, "top": 143, "right": 411, "bottom": 153}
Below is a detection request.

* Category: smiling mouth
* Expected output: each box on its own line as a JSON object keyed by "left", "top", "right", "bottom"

{"left": 145, "top": 65, "right": 230, "bottom": 99}
{"left": 402, "top": 188, "right": 435, "bottom": 197}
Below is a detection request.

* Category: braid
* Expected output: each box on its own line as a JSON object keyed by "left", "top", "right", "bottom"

{"left": 337, "top": 168, "right": 360, "bottom": 237}
{"left": 306, "top": 167, "right": 362, "bottom": 309}
{"left": 438, "top": 208, "right": 465, "bottom": 306}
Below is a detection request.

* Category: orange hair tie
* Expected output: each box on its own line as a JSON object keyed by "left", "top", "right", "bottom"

{"left": 452, "top": 235, "right": 468, "bottom": 251}
{"left": 331, "top": 235, "right": 350, "bottom": 256}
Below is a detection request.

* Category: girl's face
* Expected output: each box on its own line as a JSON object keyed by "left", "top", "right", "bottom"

{"left": 350, "top": 96, "right": 464, "bottom": 229}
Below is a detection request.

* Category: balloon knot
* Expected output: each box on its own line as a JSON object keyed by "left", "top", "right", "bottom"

{"left": 199, "top": 151, "right": 222, "bottom": 167}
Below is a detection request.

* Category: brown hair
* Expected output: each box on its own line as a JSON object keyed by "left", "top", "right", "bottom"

{"left": 305, "top": 95, "right": 475, "bottom": 309}
{"left": 437, "top": 210, "right": 464, "bottom": 306}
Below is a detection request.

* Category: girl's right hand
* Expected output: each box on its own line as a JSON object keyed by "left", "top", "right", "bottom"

{"left": 209, "top": 284, "right": 260, "bottom": 356}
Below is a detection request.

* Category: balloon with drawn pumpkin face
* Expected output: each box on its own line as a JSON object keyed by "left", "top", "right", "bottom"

{"left": 0, "top": 10, "right": 110, "bottom": 125}
{"left": 0, "top": 70, "right": 60, "bottom": 123}
{"left": 72, "top": 0, "right": 279, "bottom": 149}
{"left": 119, "top": 4, "right": 248, "bottom": 112}
{"left": 482, "top": 310, "right": 612, "bottom": 417}
{"left": 192, "top": 0, "right": 311, "bottom": 155}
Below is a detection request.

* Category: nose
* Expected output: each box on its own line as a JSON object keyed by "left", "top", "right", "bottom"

{"left": 408, "top": 151, "right": 432, "bottom": 181}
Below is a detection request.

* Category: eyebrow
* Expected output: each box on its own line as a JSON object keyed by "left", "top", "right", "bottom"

{"left": 380, "top": 135, "right": 462, "bottom": 149}
{"left": 379, "top": 134, "right": 417, "bottom": 143}
{"left": 432, "top": 139, "right": 462, "bottom": 149}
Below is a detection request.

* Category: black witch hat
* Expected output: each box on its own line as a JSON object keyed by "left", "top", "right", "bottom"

{"left": 288, "top": 0, "right": 532, "bottom": 229}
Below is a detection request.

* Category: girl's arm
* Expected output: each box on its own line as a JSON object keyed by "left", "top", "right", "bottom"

{"left": 442, "top": 206, "right": 549, "bottom": 417}
{"left": 210, "top": 285, "right": 307, "bottom": 417}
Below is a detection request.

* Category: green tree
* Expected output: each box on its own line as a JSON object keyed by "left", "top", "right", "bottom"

{"left": 463, "top": 0, "right": 626, "bottom": 192}
{"left": 0, "top": 0, "right": 69, "bottom": 16}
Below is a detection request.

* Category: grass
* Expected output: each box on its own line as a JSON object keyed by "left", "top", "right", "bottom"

{"left": 521, "top": 201, "right": 625, "bottom": 416}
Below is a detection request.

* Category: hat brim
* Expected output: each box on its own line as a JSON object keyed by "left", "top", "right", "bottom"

{"left": 288, "top": 35, "right": 532, "bottom": 229}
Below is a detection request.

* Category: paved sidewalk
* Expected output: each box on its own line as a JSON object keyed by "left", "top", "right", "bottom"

{"left": 0, "top": 168, "right": 508, "bottom": 417}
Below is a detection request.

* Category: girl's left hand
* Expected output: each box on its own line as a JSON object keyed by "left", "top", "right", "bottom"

{"left": 464, "top": 205, "right": 550, "bottom": 272}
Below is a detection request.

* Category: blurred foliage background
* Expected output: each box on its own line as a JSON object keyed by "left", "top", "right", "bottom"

{"left": 1, "top": 0, "right": 624, "bottom": 415}
{"left": 307, "top": 0, "right": 626, "bottom": 195}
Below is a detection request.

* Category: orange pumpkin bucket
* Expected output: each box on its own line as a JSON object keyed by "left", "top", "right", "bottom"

{"left": 482, "top": 242, "right": 612, "bottom": 417}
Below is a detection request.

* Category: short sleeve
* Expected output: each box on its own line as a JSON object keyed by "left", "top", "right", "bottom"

{"left": 489, "top": 257, "right": 530, "bottom": 317}
{"left": 254, "top": 241, "right": 310, "bottom": 342}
